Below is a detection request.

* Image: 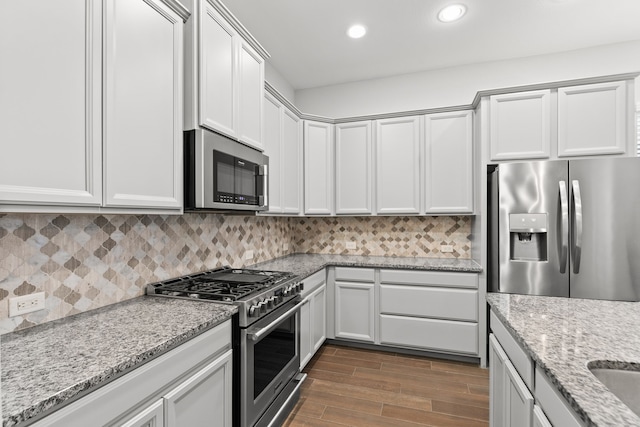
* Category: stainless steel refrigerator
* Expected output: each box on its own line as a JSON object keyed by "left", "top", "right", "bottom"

{"left": 489, "top": 158, "right": 640, "bottom": 301}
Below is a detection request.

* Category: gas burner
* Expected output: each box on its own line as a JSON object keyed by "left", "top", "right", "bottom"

{"left": 148, "top": 266, "right": 295, "bottom": 303}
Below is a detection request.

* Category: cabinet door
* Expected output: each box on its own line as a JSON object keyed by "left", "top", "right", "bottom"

{"left": 299, "top": 298, "right": 313, "bottom": 369}
{"left": 558, "top": 81, "right": 627, "bottom": 157}
{"left": 120, "top": 399, "right": 164, "bottom": 427}
{"left": 335, "top": 121, "right": 372, "bottom": 214}
{"left": 103, "top": 0, "right": 182, "bottom": 209}
{"left": 304, "top": 121, "right": 334, "bottom": 215}
{"left": 490, "top": 90, "right": 551, "bottom": 161}
{"left": 282, "top": 108, "right": 302, "bottom": 213}
{"left": 237, "top": 40, "right": 264, "bottom": 150}
{"left": 505, "top": 357, "right": 533, "bottom": 427}
{"left": 164, "top": 349, "right": 233, "bottom": 427}
{"left": 532, "top": 405, "right": 552, "bottom": 427}
{"left": 200, "top": 3, "right": 236, "bottom": 138}
{"left": 489, "top": 334, "right": 507, "bottom": 427}
{"left": 424, "top": 111, "right": 473, "bottom": 213}
{"left": 375, "top": 116, "right": 421, "bottom": 214}
{"left": 0, "top": 0, "right": 102, "bottom": 206}
{"left": 311, "top": 284, "right": 327, "bottom": 352}
{"left": 335, "top": 282, "right": 374, "bottom": 342}
{"left": 263, "top": 93, "right": 282, "bottom": 213}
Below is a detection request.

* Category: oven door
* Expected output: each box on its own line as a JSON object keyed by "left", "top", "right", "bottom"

{"left": 241, "top": 298, "right": 301, "bottom": 427}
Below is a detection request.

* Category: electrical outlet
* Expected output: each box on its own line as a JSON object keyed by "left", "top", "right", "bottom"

{"left": 245, "top": 250, "right": 254, "bottom": 260}
{"left": 9, "top": 292, "right": 45, "bottom": 317}
{"left": 440, "top": 245, "right": 454, "bottom": 253}
{"left": 283, "top": 243, "right": 289, "bottom": 251}
{"left": 346, "top": 241, "right": 357, "bottom": 250}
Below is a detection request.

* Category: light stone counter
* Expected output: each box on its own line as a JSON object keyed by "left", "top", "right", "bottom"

{"left": 249, "top": 253, "right": 482, "bottom": 278}
{"left": 1, "top": 297, "right": 237, "bottom": 427}
{"left": 487, "top": 293, "right": 640, "bottom": 427}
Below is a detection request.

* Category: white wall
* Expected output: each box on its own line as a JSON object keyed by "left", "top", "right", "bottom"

{"left": 265, "top": 62, "right": 296, "bottom": 103}
{"left": 295, "top": 40, "right": 640, "bottom": 118}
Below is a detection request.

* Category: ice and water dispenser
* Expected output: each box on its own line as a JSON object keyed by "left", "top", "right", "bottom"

{"left": 509, "top": 213, "right": 548, "bottom": 261}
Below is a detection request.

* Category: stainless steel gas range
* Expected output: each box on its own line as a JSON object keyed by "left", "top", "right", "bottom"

{"left": 147, "top": 267, "right": 306, "bottom": 427}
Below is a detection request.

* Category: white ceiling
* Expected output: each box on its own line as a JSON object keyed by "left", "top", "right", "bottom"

{"left": 221, "top": 0, "right": 640, "bottom": 90}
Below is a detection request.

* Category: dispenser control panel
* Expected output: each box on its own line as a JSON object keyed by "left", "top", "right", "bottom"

{"left": 509, "top": 213, "right": 547, "bottom": 233}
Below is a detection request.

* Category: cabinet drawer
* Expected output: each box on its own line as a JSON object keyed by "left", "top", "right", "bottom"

{"left": 535, "top": 367, "right": 584, "bottom": 427}
{"left": 380, "top": 269, "right": 477, "bottom": 289}
{"left": 300, "top": 269, "right": 325, "bottom": 298}
{"left": 380, "top": 285, "right": 477, "bottom": 321}
{"left": 490, "top": 310, "right": 534, "bottom": 390}
{"left": 335, "top": 267, "right": 375, "bottom": 282}
{"left": 380, "top": 314, "right": 477, "bottom": 354}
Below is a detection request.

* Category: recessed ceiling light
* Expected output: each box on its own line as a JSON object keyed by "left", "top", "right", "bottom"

{"left": 437, "top": 4, "right": 467, "bottom": 23}
{"left": 347, "top": 24, "right": 367, "bottom": 39}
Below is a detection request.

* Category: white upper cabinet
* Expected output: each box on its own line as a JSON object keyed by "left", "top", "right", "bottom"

{"left": 557, "top": 81, "right": 628, "bottom": 157}
{"left": 262, "top": 92, "right": 302, "bottom": 214}
{"left": 237, "top": 40, "right": 265, "bottom": 150}
{"left": 199, "top": 3, "right": 236, "bottom": 138}
{"left": 489, "top": 90, "right": 552, "bottom": 161}
{"left": 375, "top": 116, "right": 421, "bottom": 214}
{"left": 281, "top": 108, "right": 303, "bottom": 213}
{"left": 424, "top": 111, "right": 474, "bottom": 213}
{"left": 103, "top": 0, "right": 183, "bottom": 209}
{"left": 187, "top": 0, "right": 268, "bottom": 151}
{"left": 0, "top": 0, "right": 102, "bottom": 207}
{"left": 304, "top": 121, "right": 334, "bottom": 215}
{"left": 335, "top": 121, "right": 373, "bottom": 215}
{"left": 263, "top": 93, "right": 283, "bottom": 212}
{"left": 0, "top": 0, "right": 186, "bottom": 212}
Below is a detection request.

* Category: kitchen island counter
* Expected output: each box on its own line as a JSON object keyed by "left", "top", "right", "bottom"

{"left": 250, "top": 253, "right": 482, "bottom": 279}
{"left": 487, "top": 293, "right": 640, "bottom": 427}
{"left": 1, "top": 297, "right": 237, "bottom": 427}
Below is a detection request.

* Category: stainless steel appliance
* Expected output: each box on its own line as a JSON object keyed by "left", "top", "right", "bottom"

{"left": 489, "top": 158, "right": 640, "bottom": 301}
{"left": 184, "top": 129, "right": 269, "bottom": 211}
{"left": 147, "top": 267, "right": 306, "bottom": 426}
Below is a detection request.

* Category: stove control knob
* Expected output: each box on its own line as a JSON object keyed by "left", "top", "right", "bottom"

{"left": 274, "top": 294, "right": 283, "bottom": 304}
{"left": 249, "top": 304, "right": 260, "bottom": 317}
{"left": 299, "top": 282, "right": 305, "bottom": 291}
{"left": 268, "top": 296, "right": 277, "bottom": 306}
{"left": 258, "top": 300, "right": 268, "bottom": 314}
{"left": 295, "top": 283, "right": 302, "bottom": 293}
{"left": 266, "top": 297, "right": 275, "bottom": 308}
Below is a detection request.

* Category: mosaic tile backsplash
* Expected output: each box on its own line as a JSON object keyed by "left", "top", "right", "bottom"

{"left": 0, "top": 214, "right": 471, "bottom": 333}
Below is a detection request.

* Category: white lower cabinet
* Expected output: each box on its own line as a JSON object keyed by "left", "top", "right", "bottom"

{"left": 31, "top": 320, "right": 232, "bottom": 427}
{"left": 164, "top": 350, "right": 233, "bottom": 426}
{"left": 330, "top": 267, "right": 480, "bottom": 356}
{"left": 490, "top": 310, "right": 585, "bottom": 427}
{"left": 489, "top": 333, "right": 533, "bottom": 427}
{"left": 335, "top": 282, "right": 375, "bottom": 342}
{"left": 120, "top": 399, "right": 164, "bottom": 427}
{"left": 300, "top": 271, "right": 327, "bottom": 369}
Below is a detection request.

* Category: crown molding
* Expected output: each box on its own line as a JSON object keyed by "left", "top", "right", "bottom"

{"left": 268, "top": 71, "right": 640, "bottom": 124}
{"left": 471, "top": 72, "right": 640, "bottom": 108}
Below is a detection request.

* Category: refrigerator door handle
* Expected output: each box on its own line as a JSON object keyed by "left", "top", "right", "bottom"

{"left": 571, "top": 180, "right": 583, "bottom": 273}
{"left": 558, "top": 181, "right": 569, "bottom": 273}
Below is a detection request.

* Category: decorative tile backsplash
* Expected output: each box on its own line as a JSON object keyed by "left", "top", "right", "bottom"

{"left": 0, "top": 213, "right": 471, "bottom": 333}
{"left": 292, "top": 216, "right": 471, "bottom": 258}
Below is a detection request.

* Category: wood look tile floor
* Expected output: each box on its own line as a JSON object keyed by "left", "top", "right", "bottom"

{"left": 283, "top": 344, "right": 489, "bottom": 427}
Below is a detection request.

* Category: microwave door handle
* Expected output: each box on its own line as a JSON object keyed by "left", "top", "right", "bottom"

{"left": 558, "top": 181, "right": 569, "bottom": 273}
{"left": 260, "top": 164, "right": 268, "bottom": 207}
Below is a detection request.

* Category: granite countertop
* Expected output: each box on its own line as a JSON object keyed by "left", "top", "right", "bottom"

{"left": 487, "top": 293, "right": 640, "bottom": 427}
{"left": 249, "top": 253, "right": 482, "bottom": 278}
{"left": 1, "top": 297, "right": 237, "bottom": 427}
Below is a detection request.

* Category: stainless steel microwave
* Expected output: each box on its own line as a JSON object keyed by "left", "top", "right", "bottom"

{"left": 184, "top": 129, "right": 268, "bottom": 211}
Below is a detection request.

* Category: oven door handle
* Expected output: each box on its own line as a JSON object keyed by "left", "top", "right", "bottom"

{"left": 247, "top": 301, "right": 302, "bottom": 341}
